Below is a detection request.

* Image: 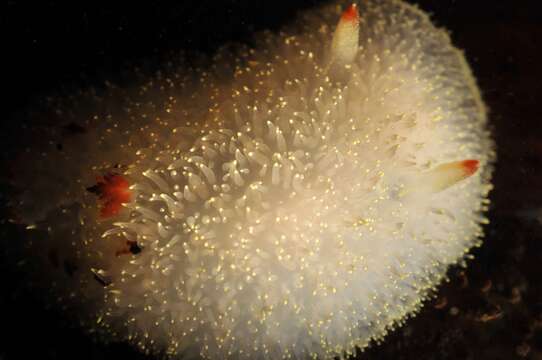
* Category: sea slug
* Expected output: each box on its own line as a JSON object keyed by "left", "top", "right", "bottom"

{"left": 10, "top": 0, "right": 494, "bottom": 359}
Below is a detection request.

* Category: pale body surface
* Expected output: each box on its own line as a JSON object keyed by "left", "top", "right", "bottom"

{"left": 14, "top": 0, "right": 493, "bottom": 359}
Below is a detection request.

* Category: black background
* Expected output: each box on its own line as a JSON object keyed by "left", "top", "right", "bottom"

{"left": 2, "top": 1, "right": 542, "bottom": 359}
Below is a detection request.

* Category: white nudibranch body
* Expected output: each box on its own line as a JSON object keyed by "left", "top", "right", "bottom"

{"left": 14, "top": 1, "right": 493, "bottom": 359}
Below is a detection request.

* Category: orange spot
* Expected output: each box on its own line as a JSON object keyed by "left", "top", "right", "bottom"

{"left": 115, "top": 240, "right": 138, "bottom": 257}
{"left": 115, "top": 247, "right": 131, "bottom": 257}
{"left": 461, "top": 159, "right": 479, "bottom": 176}
{"left": 434, "top": 296, "right": 448, "bottom": 310}
{"left": 94, "top": 174, "right": 132, "bottom": 218}
{"left": 341, "top": 3, "right": 359, "bottom": 22}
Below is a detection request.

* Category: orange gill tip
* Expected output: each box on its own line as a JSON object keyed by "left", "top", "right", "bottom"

{"left": 426, "top": 159, "right": 480, "bottom": 193}
{"left": 461, "top": 159, "right": 479, "bottom": 177}
{"left": 87, "top": 173, "right": 132, "bottom": 219}
{"left": 341, "top": 3, "right": 359, "bottom": 22}
{"left": 331, "top": 3, "right": 360, "bottom": 65}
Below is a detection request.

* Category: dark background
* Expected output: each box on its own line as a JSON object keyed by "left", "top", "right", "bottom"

{"left": 2, "top": 0, "right": 542, "bottom": 359}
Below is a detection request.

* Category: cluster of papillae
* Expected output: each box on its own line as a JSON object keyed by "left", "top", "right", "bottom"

{"left": 16, "top": 1, "right": 492, "bottom": 359}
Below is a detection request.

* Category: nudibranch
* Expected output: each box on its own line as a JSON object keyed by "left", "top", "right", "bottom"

{"left": 11, "top": 1, "right": 493, "bottom": 359}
